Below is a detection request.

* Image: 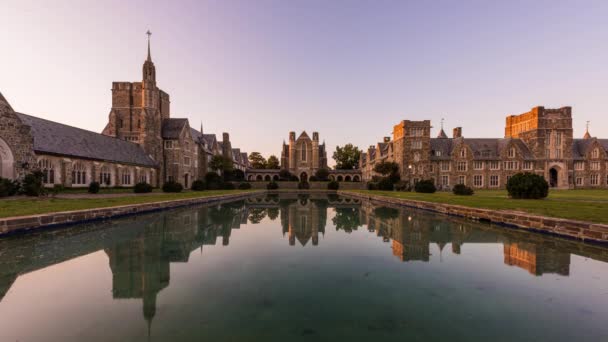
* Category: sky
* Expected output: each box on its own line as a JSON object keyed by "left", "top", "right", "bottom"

{"left": 1, "top": 0, "right": 608, "bottom": 164}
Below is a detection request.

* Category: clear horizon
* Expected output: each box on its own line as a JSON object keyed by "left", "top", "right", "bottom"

{"left": 2, "top": 0, "right": 607, "bottom": 163}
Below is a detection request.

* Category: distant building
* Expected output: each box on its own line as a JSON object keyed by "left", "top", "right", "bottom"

{"left": 360, "top": 107, "right": 608, "bottom": 189}
{"left": 280, "top": 131, "right": 328, "bottom": 181}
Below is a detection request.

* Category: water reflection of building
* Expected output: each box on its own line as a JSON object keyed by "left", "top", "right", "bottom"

{"left": 282, "top": 196, "right": 327, "bottom": 246}
{"left": 503, "top": 242, "right": 570, "bottom": 276}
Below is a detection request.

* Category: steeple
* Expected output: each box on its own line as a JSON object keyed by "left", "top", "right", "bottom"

{"left": 437, "top": 118, "right": 448, "bottom": 138}
{"left": 142, "top": 30, "right": 156, "bottom": 85}
{"left": 583, "top": 120, "right": 591, "bottom": 139}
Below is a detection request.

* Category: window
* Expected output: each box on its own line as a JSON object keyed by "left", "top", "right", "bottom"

{"left": 38, "top": 158, "right": 55, "bottom": 185}
{"left": 574, "top": 161, "right": 584, "bottom": 170}
{"left": 435, "top": 150, "right": 442, "bottom": 157}
{"left": 489, "top": 161, "right": 500, "bottom": 170}
{"left": 556, "top": 132, "right": 562, "bottom": 145}
{"left": 409, "top": 128, "right": 424, "bottom": 137}
{"left": 185, "top": 141, "right": 190, "bottom": 151}
{"left": 458, "top": 175, "right": 466, "bottom": 185}
{"left": 121, "top": 169, "right": 132, "bottom": 186}
{"left": 100, "top": 166, "right": 111, "bottom": 186}
{"left": 139, "top": 173, "right": 148, "bottom": 184}
{"left": 457, "top": 161, "right": 467, "bottom": 172}
{"left": 546, "top": 149, "right": 551, "bottom": 158}
{"left": 592, "top": 148, "right": 600, "bottom": 159}
{"left": 508, "top": 147, "right": 515, "bottom": 158}
{"left": 71, "top": 162, "right": 87, "bottom": 185}
{"left": 301, "top": 143, "right": 307, "bottom": 161}
{"left": 523, "top": 161, "right": 533, "bottom": 170}
{"left": 164, "top": 140, "right": 174, "bottom": 149}
{"left": 429, "top": 164, "right": 434, "bottom": 172}
{"left": 473, "top": 161, "right": 484, "bottom": 170}
{"left": 590, "top": 161, "right": 600, "bottom": 171}
{"left": 460, "top": 149, "right": 466, "bottom": 158}
{"left": 504, "top": 161, "right": 518, "bottom": 170}
{"left": 184, "top": 157, "right": 191, "bottom": 166}
{"left": 591, "top": 174, "right": 600, "bottom": 186}
{"left": 441, "top": 162, "right": 450, "bottom": 172}
{"left": 414, "top": 152, "right": 420, "bottom": 162}
{"left": 411, "top": 141, "right": 422, "bottom": 149}
{"left": 489, "top": 175, "right": 499, "bottom": 187}
{"left": 576, "top": 177, "right": 583, "bottom": 186}
{"left": 473, "top": 175, "right": 483, "bottom": 187}
{"left": 555, "top": 149, "right": 561, "bottom": 159}
{"left": 441, "top": 175, "right": 449, "bottom": 186}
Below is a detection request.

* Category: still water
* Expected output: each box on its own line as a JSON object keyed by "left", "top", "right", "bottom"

{"left": 0, "top": 194, "right": 607, "bottom": 341}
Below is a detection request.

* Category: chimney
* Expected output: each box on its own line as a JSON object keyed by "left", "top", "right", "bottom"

{"left": 289, "top": 132, "right": 296, "bottom": 142}
{"left": 383, "top": 137, "right": 391, "bottom": 143}
{"left": 453, "top": 127, "right": 462, "bottom": 138}
{"left": 222, "top": 132, "right": 230, "bottom": 143}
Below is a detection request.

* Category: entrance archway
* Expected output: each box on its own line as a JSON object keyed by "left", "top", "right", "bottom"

{"left": 549, "top": 168, "right": 558, "bottom": 187}
{"left": 0, "top": 137, "right": 15, "bottom": 179}
{"left": 300, "top": 172, "right": 308, "bottom": 182}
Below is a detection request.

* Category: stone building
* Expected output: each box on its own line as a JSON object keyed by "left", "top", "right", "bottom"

{"left": 280, "top": 131, "right": 328, "bottom": 181}
{"left": 360, "top": 106, "right": 608, "bottom": 189}
{"left": 0, "top": 33, "right": 248, "bottom": 188}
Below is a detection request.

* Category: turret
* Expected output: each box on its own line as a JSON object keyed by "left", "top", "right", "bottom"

{"left": 312, "top": 132, "right": 319, "bottom": 169}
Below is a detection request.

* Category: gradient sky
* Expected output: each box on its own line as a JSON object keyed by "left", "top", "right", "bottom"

{"left": 2, "top": 0, "right": 607, "bottom": 164}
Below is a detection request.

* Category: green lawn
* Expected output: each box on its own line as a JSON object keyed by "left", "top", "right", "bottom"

{"left": 345, "top": 189, "right": 608, "bottom": 224}
{"left": 0, "top": 190, "right": 258, "bottom": 219}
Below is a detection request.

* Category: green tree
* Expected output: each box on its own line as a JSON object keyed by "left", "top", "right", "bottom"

{"left": 315, "top": 168, "right": 330, "bottom": 181}
{"left": 210, "top": 155, "right": 233, "bottom": 173}
{"left": 373, "top": 161, "right": 400, "bottom": 183}
{"left": 267, "top": 155, "right": 280, "bottom": 169}
{"left": 333, "top": 144, "right": 361, "bottom": 169}
{"left": 248, "top": 152, "right": 267, "bottom": 169}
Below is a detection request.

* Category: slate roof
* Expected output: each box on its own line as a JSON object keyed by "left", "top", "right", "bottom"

{"left": 430, "top": 138, "right": 534, "bottom": 160}
{"left": 241, "top": 152, "right": 249, "bottom": 166}
{"left": 161, "top": 118, "right": 188, "bottom": 139}
{"left": 232, "top": 148, "right": 241, "bottom": 163}
{"left": 202, "top": 134, "right": 218, "bottom": 153}
{"left": 16, "top": 113, "right": 157, "bottom": 167}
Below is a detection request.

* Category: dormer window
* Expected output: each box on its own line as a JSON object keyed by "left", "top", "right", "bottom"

{"left": 508, "top": 147, "right": 515, "bottom": 158}
{"left": 592, "top": 148, "right": 600, "bottom": 159}
{"left": 460, "top": 149, "right": 466, "bottom": 158}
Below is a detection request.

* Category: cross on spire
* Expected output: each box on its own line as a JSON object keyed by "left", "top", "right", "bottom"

{"left": 146, "top": 30, "right": 152, "bottom": 61}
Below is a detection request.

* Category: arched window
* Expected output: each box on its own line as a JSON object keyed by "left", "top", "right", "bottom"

{"left": 460, "top": 149, "right": 466, "bottom": 158}
{"left": 414, "top": 152, "right": 420, "bottom": 162}
{"left": 301, "top": 143, "right": 307, "bottom": 161}
{"left": 100, "top": 166, "right": 111, "bottom": 186}
{"left": 38, "top": 158, "right": 55, "bottom": 185}
{"left": 72, "top": 162, "right": 87, "bottom": 185}
{"left": 592, "top": 148, "right": 600, "bottom": 159}
{"left": 508, "top": 147, "right": 516, "bottom": 158}
{"left": 121, "top": 168, "right": 132, "bottom": 186}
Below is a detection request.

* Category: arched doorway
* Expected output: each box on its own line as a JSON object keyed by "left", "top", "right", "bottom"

{"left": 300, "top": 172, "right": 308, "bottom": 182}
{"left": 184, "top": 173, "right": 190, "bottom": 189}
{"left": 549, "top": 168, "right": 558, "bottom": 187}
{"left": 0, "top": 137, "right": 15, "bottom": 179}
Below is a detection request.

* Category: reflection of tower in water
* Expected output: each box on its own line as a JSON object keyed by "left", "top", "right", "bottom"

{"left": 281, "top": 197, "right": 327, "bottom": 246}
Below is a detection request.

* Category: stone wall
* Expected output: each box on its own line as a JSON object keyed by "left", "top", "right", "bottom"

{"left": 0, "top": 92, "right": 37, "bottom": 180}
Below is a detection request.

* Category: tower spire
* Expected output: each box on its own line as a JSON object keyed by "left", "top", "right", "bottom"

{"left": 437, "top": 117, "right": 448, "bottom": 138}
{"left": 146, "top": 30, "right": 152, "bottom": 61}
{"left": 583, "top": 120, "right": 591, "bottom": 139}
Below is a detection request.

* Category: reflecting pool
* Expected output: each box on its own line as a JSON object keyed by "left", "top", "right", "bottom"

{"left": 0, "top": 194, "right": 607, "bottom": 341}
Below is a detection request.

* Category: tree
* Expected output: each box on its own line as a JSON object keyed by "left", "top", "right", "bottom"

{"left": 333, "top": 144, "right": 361, "bottom": 169}
{"left": 249, "top": 152, "right": 267, "bottom": 169}
{"left": 373, "top": 161, "right": 399, "bottom": 180}
{"left": 210, "top": 155, "right": 233, "bottom": 173}
{"left": 315, "top": 168, "right": 330, "bottom": 181}
{"left": 267, "top": 155, "right": 280, "bottom": 169}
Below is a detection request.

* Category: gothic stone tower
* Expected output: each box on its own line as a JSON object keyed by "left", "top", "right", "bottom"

{"left": 392, "top": 120, "right": 432, "bottom": 183}
{"left": 102, "top": 31, "right": 170, "bottom": 177}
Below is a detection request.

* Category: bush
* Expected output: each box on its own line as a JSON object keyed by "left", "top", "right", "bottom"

{"left": 367, "top": 182, "right": 378, "bottom": 190}
{"left": 298, "top": 181, "right": 310, "bottom": 190}
{"left": 21, "top": 171, "right": 46, "bottom": 197}
{"left": 88, "top": 181, "right": 100, "bottom": 194}
{"left": 328, "top": 180, "right": 340, "bottom": 190}
{"left": 222, "top": 182, "right": 236, "bottom": 190}
{"left": 279, "top": 169, "right": 292, "bottom": 181}
{"left": 377, "top": 177, "right": 395, "bottom": 191}
{"left": 191, "top": 180, "right": 206, "bottom": 191}
{"left": 238, "top": 182, "right": 252, "bottom": 190}
{"left": 453, "top": 183, "right": 474, "bottom": 196}
{"left": 162, "top": 181, "right": 183, "bottom": 193}
{"left": 232, "top": 169, "right": 245, "bottom": 181}
{"left": 267, "top": 181, "right": 279, "bottom": 190}
{"left": 0, "top": 177, "right": 19, "bottom": 197}
{"left": 415, "top": 180, "right": 436, "bottom": 193}
{"left": 394, "top": 181, "right": 411, "bottom": 192}
{"left": 315, "top": 168, "right": 330, "bottom": 181}
{"left": 205, "top": 172, "right": 224, "bottom": 190}
{"left": 134, "top": 182, "right": 153, "bottom": 193}
{"left": 507, "top": 172, "right": 549, "bottom": 199}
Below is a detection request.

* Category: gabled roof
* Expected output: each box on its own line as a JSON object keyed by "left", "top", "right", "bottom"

{"left": 203, "top": 134, "right": 217, "bottom": 151}
{"left": 232, "top": 148, "right": 241, "bottom": 162}
{"left": 241, "top": 152, "right": 249, "bottom": 166}
{"left": 297, "top": 131, "right": 311, "bottom": 140}
{"left": 161, "top": 118, "right": 188, "bottom": 139}
{"left": 16, "top": 113, "right": 157, "bottom": 167}
{"left": 437, "top": 129, "right": 448, "bottom": 139}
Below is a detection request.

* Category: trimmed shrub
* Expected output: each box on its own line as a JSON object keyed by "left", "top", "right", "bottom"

{"left": 267, "top": 181, "right": 279, "bottom": 190}
{"left": 21, "top": 171, "right": 46, "bottom": 197}
{"left": 394, "top": 181, "right": 411, "bottom": 192}
{"left": 191, "top": 180, "right": 206, "bottom": 191}
{"left": 0, "top": 177, "right": 19, "bottom": 197}
{"left": 134, "top": 182, "right": 153, "bottom": 193}
{"left": 453, "top": 183, "right": 474, "bottom": 196}
{"left": 162, "top": 181, "right": 183, "bottom": 193}
{"left": 88, "top": 181, "right": 100, "bottom": 194}
{"left": 238, "top": 182, "right": 252, "bottom": 190}
{"left": 507, "top": 172, "right": 549, "bottom": 199}
{"left": 415, "top": 180, "right": 436, "bottom": 193}
{"left": 315, "top": 168, "right": 330, "bottom": 181}
{"left": 377, "top": 177, "right": 394, "bottom": 191}
{"left": 327, "top": 180, "right": 340, "bottom": 190}
{"left": 298, "top": 181, "right": 310, "bottom": 190}
{"left": 222, "top": 182, "right": 236, "bottom": 190}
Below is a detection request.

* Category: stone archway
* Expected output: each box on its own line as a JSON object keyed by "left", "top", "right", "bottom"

{"left": 549, "top": 167, "right": 558, "bottom": 188}
{"left": 0, "top": 137, "right": 15, "bottom": 179}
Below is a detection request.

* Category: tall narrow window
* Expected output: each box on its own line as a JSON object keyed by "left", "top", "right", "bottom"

{"left": 72, "top": 162, "right": 87, "bottom": 185}
{"left": 301, "top": 143, "right": 307, "bottom": 161}
{"left": 39, "top": 159, "right": 55, "bottom": 185}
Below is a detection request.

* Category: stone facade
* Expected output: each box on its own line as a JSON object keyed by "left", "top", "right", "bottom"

{"left": 280, "top": 131, "right": 328, "bottom": 181}
{"left": 360, "top": 106, "right": 608, "bottom": 189}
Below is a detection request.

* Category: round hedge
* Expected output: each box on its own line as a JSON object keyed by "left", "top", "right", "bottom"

{"left": 452, "top": 183, "right": 474, "bottom": 196}
{"left": 414, "top": 179, "right": 436, "bottom": 193}
{"left": 506, "top": 172, "right": 548, "bottom": 199}
{"left": 191, "top": 180, "right": 206, "bottom": 191}
{"left": 134, "top": 182, "right": 153, "bottom": 193}
{"left": 162, "top": 181, "right": 183, "bottom": 193}
{"left": 88, "top": 181, "right": 100, "bottom": 194}
{"left": 327, "top": 180, "right": 340, "bottom": 190}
